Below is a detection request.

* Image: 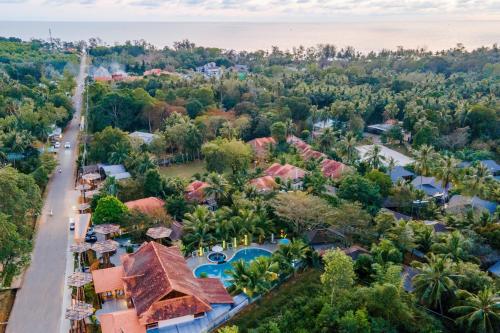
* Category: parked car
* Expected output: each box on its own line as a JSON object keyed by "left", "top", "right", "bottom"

{"left": 54, "top": 142, "right": 61, "bottom": 148}
{"left": 64, "top": 142, "right": 71, "bottom": 149}
{"left": 87, "top": 226, "right": 95, "bottom": 235}
{"left": 85, "top": 234, "right": 97, "bottom": 243}
{"left": 69, "top": 217, "right": 75, "bottom": 231}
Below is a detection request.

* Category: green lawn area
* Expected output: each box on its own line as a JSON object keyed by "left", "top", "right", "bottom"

{"left": 223, "top": 269, "right": 323, "bottom": 332}
{"left": 159, "top": 160, "right": 206, "bottom": 179}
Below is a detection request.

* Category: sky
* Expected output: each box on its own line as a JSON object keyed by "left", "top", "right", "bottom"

{"left": 1, "top": 0, "right": 500, "bottom": 21}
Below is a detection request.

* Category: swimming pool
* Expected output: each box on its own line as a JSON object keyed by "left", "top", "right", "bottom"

{"left": 193, "top": 248, "right": 272, "bottom": 287}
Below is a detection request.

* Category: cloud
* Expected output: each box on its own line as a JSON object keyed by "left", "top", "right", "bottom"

{"left": 0, "top": 0, "right": 28, "bottom": 3}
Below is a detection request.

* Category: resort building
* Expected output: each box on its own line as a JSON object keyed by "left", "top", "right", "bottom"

{"left": 320, "top": 159, "right": 349, "bottom": 179}
{"left": 93, "top": 242, "right": 234, "bottom": 333}
{"left": 195, "top": 62, "right": 222, "bottom": 79}
{"left": 411, "top": 176, "right": 447, "bottom": 198}
{"left": 247, "top": 137, "right": 276, "bottom": 160}
{"left": 249, "top": 175, "right": 279, "bottom": 193}
{"left": 356, "top": 144, "right": 414, "bottom": 167}
{"left": 388, "top": 166, "right": 415, "bottom": 183}
{"left": 100, "top": 164, "right": 132, "bottom": 180}
{"left": 125, "top": 197, "right": 166, "bottom": 215}
{"left": 185, "top": 180, "right": 210, "bottom": 203}
{"left": 264, "top": 163, "right": 306, "bottom": 187}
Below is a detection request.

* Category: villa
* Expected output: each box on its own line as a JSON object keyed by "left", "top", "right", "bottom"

{"left": 195, "top": 62, "right": 222, "bottom": 79}
{"left": 264, "top": 163, "right": 306, "bottom": 186}
{"left": 411, "top": 176, "right": 447, "bottom": 198}
{"left": 388, "top": 166, "right": 415, "bottom": 183}
{"left": 185, "top": 180, "right": 210, "bottom": 203}
{"left": 249, "top": 175, "right": 279, "bottom": 193}
{"left": 320, "top": 159, "right": 349, "bottom": 179}
{"left": 247, "top": 137, "right": 276, "bottom": 160}
{"left": 93, "top": 242, "right": 234, "bottom": 333}
{"left": 125, "top": 197, "right": 166, "bottom": 215}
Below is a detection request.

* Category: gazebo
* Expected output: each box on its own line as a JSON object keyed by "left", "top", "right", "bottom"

{"left": 70, "top": 242, "right": 92, "bottom": 270}
{"left": 67, "top": 272, "right": 93, "bottom": 302}
{"left": 65, "top": 301, "right": 94, "bottom": 333}
{"left": 93, "top": 224, "right": 120, "bottom": 239}
{"left": 146, "top": 226, "right": 172, "bottom": 244}
{"left": 92, "top": 240, "right": 119, "bottom": 268}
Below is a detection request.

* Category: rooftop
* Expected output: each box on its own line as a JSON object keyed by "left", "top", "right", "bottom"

{"left": 249, "top": 175, "right": 278, "bottom": 192}
{"left": 264, "top": 163, "right": 306, "bottom": 181}
{"left": 125, "top": 197, "right": 166, "bottom": 215}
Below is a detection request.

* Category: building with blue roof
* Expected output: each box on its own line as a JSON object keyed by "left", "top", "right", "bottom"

{"left": 388, "top": 166, "right": 415, "bottom": 183}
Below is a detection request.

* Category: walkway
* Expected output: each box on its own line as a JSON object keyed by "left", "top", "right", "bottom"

{"left": 6, "top": 53, "right": 87, "bottom": 333}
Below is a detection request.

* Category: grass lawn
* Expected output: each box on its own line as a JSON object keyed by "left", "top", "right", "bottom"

{"left": 0, "top": 289, "right": 16, "bottom": 333}
{"left": 223, "top": 269, "right": 322, "bottom": 332}
{"left": 159, "top": 160, "right": 206, "bottom": 179}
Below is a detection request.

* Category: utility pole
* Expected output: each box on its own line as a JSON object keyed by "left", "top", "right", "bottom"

{"left": 49, "top": 28, "right": 54, "bottom": 51}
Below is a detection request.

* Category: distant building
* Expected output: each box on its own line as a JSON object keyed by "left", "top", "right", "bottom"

{"left": 124, "top": 197, "right": 166, "bottom": 215}
{"left": 320, "top": 159, "right": 349, "bottom": 179}
{"left": 356, "top": 144, "right": 414, "bottom": 166}
{"left": 411, "top": 176, "right": 447, "bottom": 198}
{"left": 388, "top": 166, "right": 415, "bottom": 183}
{"left": 93, "top": 242, "right": 233, "bottom": 333}
{"left": 129, "top": 131, "right": 156, "bottom": 145}
{"left": 447, "top": 195, "right": 498, "bottom": 215}
{"left": 195, "top": 62, "right": 222, "bottom": 79}
{"left": 423, "top": 220, "right": 449, "bottom": 233}
{"left": 99, "top": 164, "right": 132, "bottom": 180}
{"left": 488, "top": 261, "right": 500, "bottom": 278}
{"left": 230, "top": 64, "right": 249, "bottom": 73}
{"left": 366, "top": 123, "right": 395, "bottom": 135}
{"left": 185, "top": 180, "right": 211, "bottom": 204}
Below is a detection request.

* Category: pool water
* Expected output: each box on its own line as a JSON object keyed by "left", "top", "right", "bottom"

{"left": 194, "top": 248, "right": 272, "bottom": 287}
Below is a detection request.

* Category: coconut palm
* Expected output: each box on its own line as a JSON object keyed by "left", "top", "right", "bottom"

{"left": 205, "top": 173, "right": 231, "bottom": 204}
{"left": 466, "top": 163, "right": 491, "bottom": 197}
{"left": 109, "top": 141, "right": 131, "bottom": 164}
{"left": 450, "top": 288, "right": 500, "bottom": 333}
{"left": 227, "top": 257, "right": 278, "bottom": 298}
{"left": 431, "top": 231, "right": 476, "bottom": 263}
{"left": 135, "top": 153, "right": 156, "bottom": 174}
{"left": 434, "top": 155, "right": 458, "bottom": 199}
{"left": 366, "top": 144, "right": 385, "bottom": 170}
{"left": 182, "top": 206, "right": 216, "bottom": 251}
{"left": 337, "top": 132, "right": 358, "bottom": 164}
{"left": 412, "top": 253, "right": 459, "bottom": 314}
{"left": 413, "top": 144, "right": 435, "bottom": 177}
{"left": 318, "top": 127, "right": 338, "bottom": 153}
{"left": 272, "top": 239, "right": 310, "bottom": 275}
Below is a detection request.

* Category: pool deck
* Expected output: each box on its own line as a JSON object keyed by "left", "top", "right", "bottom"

{"left": 186, "top": 242, "right": 279, "bottom": 270}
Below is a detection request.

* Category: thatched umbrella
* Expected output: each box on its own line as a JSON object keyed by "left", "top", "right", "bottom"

{"left": 65, "top": 301, "right": 94, "bottom": 333}
{"left": 92, "top": 240, "right": 119, "bottom": 268}
{"left": 146, "top": 226, "right": 172, "bottom": 243}
{"left": 70, "top": 243, "right": 92, "bottom": 270}
{"left": 67, "top": 272, "right": 93, "bottom": 302}
{"left": 93, "top": 224, "right": 120, "bottom": 239}
{"left": 81, "top": 173, "right": 101, "bottom": 182}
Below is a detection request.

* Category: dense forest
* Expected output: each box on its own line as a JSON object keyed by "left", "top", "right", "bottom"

{"left": 0, "top": 38, "right": 78, "bottom": 286}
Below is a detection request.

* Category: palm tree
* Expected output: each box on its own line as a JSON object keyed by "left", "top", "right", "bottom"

{"left": 412, "top": 253, "right": 459, "bottom": 314}
{"left": 431, "top": 231, "right": 476, "bottom": 263}
{"left": 227, "top": 257, "right": 278, "bottom": 297}
{"left": 450, "top": 288, "right": 500, "bottom": 333}
{"left": 434, "top": 155, "right": 458, "bottom": 199}
{"left": 466, "top": 163, "right": 491, "bottom": 197}
{"left": 109, "top": 141, "right": 130, "bottom": 164}
{"left": 272, "top": 239, "right": 310, "bottom": 275}
{"left": 366, "top": 144, "right": 385, "bottom": 170}
{"left": 182, "top": 206, "right": 216, "bottom": 252}
{"left": 205, "top": 173, "right": 231, "bottom": 204}
{"left": 318, "top": 127, "right": 338, "bottom": 153}
{"left": 337, "top": 132, "right": 358, "bottom": 164}
{"left": 413, "top": 144, "right": 435, "bottom": 177}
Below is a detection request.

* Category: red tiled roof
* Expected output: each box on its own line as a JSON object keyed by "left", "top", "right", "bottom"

{"left": 185, "top": 180, "right": 209, "bottom": 202}
{"left": 321, "top": 159, "right": 349, "bottom": 179}
{"left": 248, "top": 137, "right": 276, "bottom": 157}
{"left": 92, "top": 266, "right": 125, "bottom": 294}
{"left": 120, "top": 242, "right": 232, "bottom": 325}
{"left": 99, "top": 309, "right": 145, "bottom": 333}
{"left": 197, "top": 278, "right": 234, "bottom": 303}
{"left": 125, "top": 197, "right": 165, "bottom": 215}
{"left": 265, "top": 163, "right": 305, "bottom": 181}
{"left": 249, "top": 176, "right": 279, "bottom": 192}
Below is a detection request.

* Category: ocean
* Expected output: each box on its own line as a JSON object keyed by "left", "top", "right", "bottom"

{"left": 0, "top": 20, "right": 499, "bottom": 53}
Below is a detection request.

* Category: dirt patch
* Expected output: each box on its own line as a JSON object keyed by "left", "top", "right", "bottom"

{"left": 0, "top": 289, "right": 16, "bottom": 333}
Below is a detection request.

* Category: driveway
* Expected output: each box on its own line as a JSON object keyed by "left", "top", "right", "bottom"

{"left": 6, "top": 53, "right": 87, "bottom": 333}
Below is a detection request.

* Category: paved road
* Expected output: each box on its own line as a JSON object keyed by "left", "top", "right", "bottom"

{"left": 7, "top": 53, "right": 87, "bottom": 333}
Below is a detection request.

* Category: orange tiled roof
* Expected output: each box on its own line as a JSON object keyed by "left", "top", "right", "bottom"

{"left": 121, "top": 242, "right": 232, "bottom": 325}
{"left": 185, "top": 180, "right": 209, "bottom": 202}
{"left": 248, "top": 137, "right": 276, "bottom": 156}
{"left": 99, "top": 309, "right": 145, "bottom": 333}
{"left": 124, "top": 197, "right": 165, "bottom": 215}
{"left": 265, "top": 163, "right": 305, "bottom": 181}
{"left": 249, "top": 176, "right": 278, "bottom": 192}
{"left": 321, "top": 159, "right": 349, "bottom": 179}
{"left": 92, "top": 266, "right": 125, "bottom": 294}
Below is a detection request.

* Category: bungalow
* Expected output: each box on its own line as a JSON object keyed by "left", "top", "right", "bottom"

{"left": 343, "top": 245, "right": 370, "bottom": 260}
{"left": 306, "top": 227, "right": 349, "bottom": 253}
{"left": 92, "top": 242, "right": 233, "bottom": 332}
{"left": 447, "top": 195, "right": 498, "bottom": 215}
{"left": 320, "top": 159, "right": 349, "bottom": 179}
{"left": 124, "top": 197, "right": 166, "bottom": 215}
{"left": 388, "top": 166, "right": 415, "bottom": 183}
{"left": 247, "top": 137, "right": 276, "bottom": 160}
{"left": 185, "top": 180, "right": 213, "bottom": 204}
{"left": 249, "top": 176, "right": 279, "bottom": 193}
{"left": 264, "top": 163, "right": 306, "bottom": 188}
{"left": 129, "top": 131, "right": 156, "bottom": 145}
{"left": 411, "top": 176, "right": 447, "bottom": 198}
{"left": 100, "top": 164, "right": 132, "bottom": 181}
